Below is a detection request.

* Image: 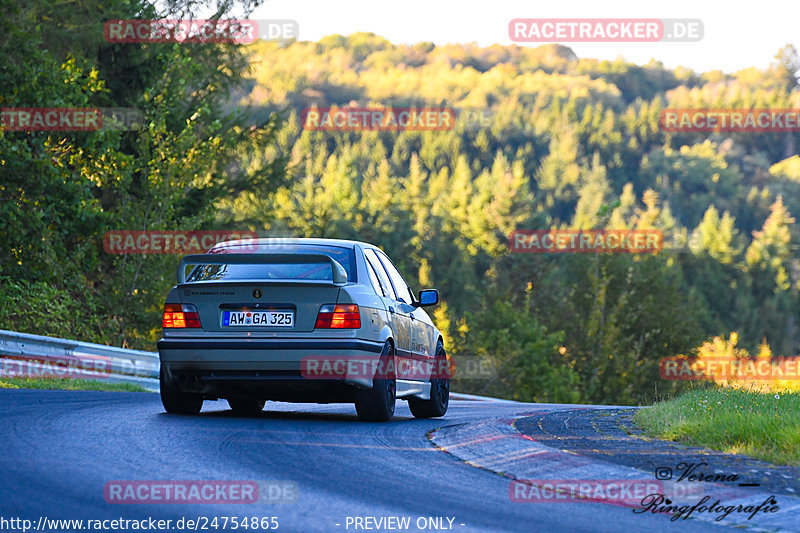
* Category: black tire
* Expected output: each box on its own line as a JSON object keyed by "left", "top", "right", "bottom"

{"left": 227, "top": 398, "right": 266, "bottom": 416}
{"left": 408, "top": 342, "right": 449, "bottom": 418}
{"left": 355, "top": 341, "right": 396, "bottom": 422}
{"left": 160, "top": 365, "right": 203, "bottom": 415}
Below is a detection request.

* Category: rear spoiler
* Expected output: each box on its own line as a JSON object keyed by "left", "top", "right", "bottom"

{"left": 177, "top": 253, "right": 348, "bottom": 285}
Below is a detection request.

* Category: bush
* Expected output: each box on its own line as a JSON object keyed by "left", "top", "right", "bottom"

{"left": 0, "top": 277, "right": 122, "bottom": 345}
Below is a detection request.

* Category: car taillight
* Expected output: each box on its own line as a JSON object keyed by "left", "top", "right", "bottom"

{"left": 315, "top": 304, "right": 361, "bottom": 329}
{"left": 162, "top": 303, "right": 202, "bottom": 328}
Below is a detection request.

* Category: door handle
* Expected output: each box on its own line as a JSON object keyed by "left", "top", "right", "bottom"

{"left": 388, "top": 306, "right": 395, "bottom": 314}
{"left": 409, "top": 314, "right": 416, "bottom": 320}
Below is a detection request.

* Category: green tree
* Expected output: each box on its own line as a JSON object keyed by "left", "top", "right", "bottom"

{"left": 690, "top": 206, "right": 743, "bottom": 265}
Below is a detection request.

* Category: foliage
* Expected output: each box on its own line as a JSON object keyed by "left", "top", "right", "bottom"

{"left": 0, "top": 378, "right": 150, "bottom": 392}
{"left": 4, "top": 23, "right": 800, "bottom": 404}
{"left": 635, "top": 387, "right": 800, "bottom": 465}
{"left": 0, "top": 0, "right": 281, "bottom": 349}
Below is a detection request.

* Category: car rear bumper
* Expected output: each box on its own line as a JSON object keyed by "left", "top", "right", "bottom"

{"left": 158, "top": 337, "right": 385, "bottom": 391}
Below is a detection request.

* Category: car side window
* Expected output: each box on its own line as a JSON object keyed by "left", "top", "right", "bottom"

{"left": 364, "top": 249, "right": 396, "bottom": 300}
{"left": 375, "top": 251, "right": 414, "bottom": 304}
{"left": 364, "top": 253, "right": 386, "bottom": 297}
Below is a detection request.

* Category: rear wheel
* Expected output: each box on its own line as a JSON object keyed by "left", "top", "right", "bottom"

{"left": 355, "top": 341, "right": 396, "bottom": 422}
{"left": 409, "top": 342, "right": 449, "bottom": 418}
{"left": 227, "top": 398, "right": 266, "bottom": 416}
{"left": 160, "top": 365, "right": 203, "bottom": 415}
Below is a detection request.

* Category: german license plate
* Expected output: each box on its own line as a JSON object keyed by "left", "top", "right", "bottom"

{"left": 222, "top": 310, "right": 294, "bottom": 327}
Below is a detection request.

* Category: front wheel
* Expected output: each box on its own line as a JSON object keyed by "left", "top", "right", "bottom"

{"left": 355, "top": 341, "right": 396, "bottom": 422}
{"left": 408, "top": 342, "right": 449, "bottom": 418}
{"left": 160, "top": 365, "right": 203, "bottom": 415}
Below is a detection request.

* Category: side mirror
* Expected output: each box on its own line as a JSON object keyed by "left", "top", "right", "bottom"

{"left": 414, "top": 289, "right": 439, "bottom": 307}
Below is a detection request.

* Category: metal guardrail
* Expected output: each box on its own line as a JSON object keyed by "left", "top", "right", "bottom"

{"left": 0, "top": 329, "right": 510, "bottom": 399}
{"left": 0, "top": 329, "right": 159, "bottom": 391}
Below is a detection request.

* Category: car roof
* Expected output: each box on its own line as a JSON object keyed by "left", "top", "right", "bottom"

{"left": 210, "top": 237, "right": 381, "bottom": 251}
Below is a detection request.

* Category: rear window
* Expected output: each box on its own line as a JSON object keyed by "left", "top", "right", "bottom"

{"left": 186, "top": 244, "right": 356, "bottom": 282}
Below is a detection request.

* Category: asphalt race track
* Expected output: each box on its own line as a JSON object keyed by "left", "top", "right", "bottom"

{"left": 0, "top": 390, "right": 774, "bottom": 533}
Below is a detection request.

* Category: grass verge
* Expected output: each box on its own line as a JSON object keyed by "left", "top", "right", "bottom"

{"left": 635, "top": 387, "right": 800, "bottom": 465}
{"left": 0, "top": 377, "right": 151, "bottom": 393}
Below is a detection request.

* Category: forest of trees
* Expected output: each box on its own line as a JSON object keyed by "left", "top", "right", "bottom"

{"left": 2, "top": 1, "right": 800, "bottom": 405}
